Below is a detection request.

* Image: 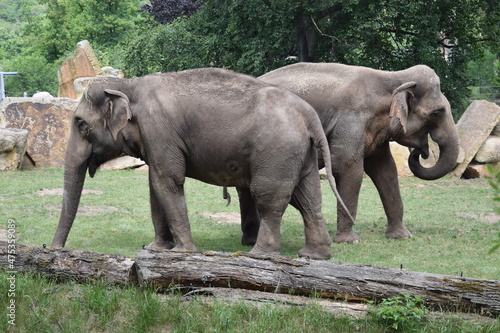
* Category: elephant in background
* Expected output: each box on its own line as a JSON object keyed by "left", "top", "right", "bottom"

{"left": 235, "top": 63, "right": 460, "bottom": 244}
{"left": 51, "top": 68, "right": 353, "bottom": 260}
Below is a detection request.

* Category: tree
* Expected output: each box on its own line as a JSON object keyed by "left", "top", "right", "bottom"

{"left": 23, "top": 0, "right": 147, "bottom": 63}
{"left": 140, "top": 0, "right": 201, "bottom": 24}
{"left": 125, "top": 0, "right": 499, "bottom": 117}
{"left": 3, "top": 52, "right": 58, "bottom": 96}
{"left": 0, "top": 0, "right": 148, "bottom": 96}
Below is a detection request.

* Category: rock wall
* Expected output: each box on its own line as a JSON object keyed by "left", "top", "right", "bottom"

{"left": 0, "top": 97, "right": 78, "bottom": 167}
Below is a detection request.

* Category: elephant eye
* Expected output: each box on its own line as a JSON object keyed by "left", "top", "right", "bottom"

{"left": 430, "top": 109, "right": 444, "bottom": 119}
{"left": 77, "top": 119, "right": 89, "bottom": 135}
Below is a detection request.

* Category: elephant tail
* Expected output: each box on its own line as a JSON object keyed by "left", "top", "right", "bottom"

{"left": 311, "top": 124, "right": 356, "bottom": 225}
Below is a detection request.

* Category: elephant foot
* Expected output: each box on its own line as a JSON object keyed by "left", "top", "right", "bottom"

{"left": 169, "top": 243, "right": 198, "bottom": 252}
{"left": 241, "top": 234, "right": 257, "bottom": 246}
{"left": 385, "top": 225, "right": 412, "bottom": 239}
{"left": 333, "top": 231, "right": 361, "bottom": 244}
{"left": 146, "top": 239, "right": 176, "bottom": 250}
{"left": 298, "top": 245, "right": 331, "bottom": 260}
{"left": 248, "top": 244, "right": 280, "bottom": 256}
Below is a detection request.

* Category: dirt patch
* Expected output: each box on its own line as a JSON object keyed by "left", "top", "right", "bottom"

{"left": 45, "top": 205, "right": 119, "bottom": 216}
{"left": 200, "top": 212, "right": 241, "bottom": 224}
{"left": 455, "top": 212, "right": 500, "bottom": 224}
{"left": 36, "top": 188, "right": 104, "bottom": 196}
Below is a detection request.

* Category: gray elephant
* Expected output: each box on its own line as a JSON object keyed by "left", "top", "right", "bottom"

{"left": 237, "top": 63, "right": 460, "bottom": 244}
{"left": 51, "top": 68, "right": 353, "bottom": 259}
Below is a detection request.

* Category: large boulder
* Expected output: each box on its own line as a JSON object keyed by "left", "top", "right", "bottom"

{"left": 100, "top": 155, "right": 146, "bottom": 170}
{"left": 58, "top": 41, "right": 126, "bottom": 100}
{"left": 451, "top": 100, "right": 500, "bottom": 178}
{"left": 0, "top": 97, "right": 78, "bottom": 167}
{"left": 58, "top": 40, "right": 102, "bottom": 99}
{"left": 475, "top": 136, "right": 500, "bottom": 163}
{"left": 389, "top": 142, "right": 412, "bottom": 177}
{"left": 0, "top": 128, "right": 28, "bottom": 171}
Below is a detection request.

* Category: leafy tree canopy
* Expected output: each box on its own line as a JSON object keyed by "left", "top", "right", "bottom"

{"left": 0, "top": 0, "right": 497, "bottom": 115}
{"left": 125, "top": 0, "right": 499, "bottom": 115}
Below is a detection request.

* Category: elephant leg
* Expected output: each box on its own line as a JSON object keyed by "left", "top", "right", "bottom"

{"left": 332, "top": 162, "right": 364, "bottom": 244}
{"left": 364, "top": 145, "right": 412, "bottom": 239}
{"left": 147, "top": 181, "right": 175, "bottom": 250}
{"left": 290, "top": 168, "right": 332, "bottom": 260}
{"left": 236, "top": 187, "right": 260, "bottom": 246}
{"left": 248, "top": 179, "right": 293, "bottom": 256}
{"left": 149, "top": 170, "right": 197, "bottom": 252}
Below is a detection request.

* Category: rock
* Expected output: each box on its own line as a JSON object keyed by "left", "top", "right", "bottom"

{"left": 73, "top": 77, "right": 99, "bottom": 100}
{"left": 389, "top": 142, "right": 413, "bottom": 177}
{"left": 419, "top": 136, "right": 464, "bottom": 171}
{"left": 0, "top": 128, "right": 28, "bottom": 171}
{"left": 136, "top": 164, "right": 149, "bottom": 172}
{"left": 462, "top": 162, "right": 500, "bottom": 179}
{"left": 451, "top": 100, "right": 500, "bottom": 178}
{"left": 100, "top": 155, "right": 146, "bottom": 170}
{"left": 101, "top": 66, "right": 126, "bottom": 78}
{"left": 417, "top": 138, "right": 438, "bottom": 169}
{"left": 491, "top": 124, "right": 500, "bottom": 136}
{"left": 0, "top": 97, "right": 78, "bottom": 167}
{"left": 58, "top": 40, "right": 102, "bottom": 99}
{"left": 475, "top": 136, "right": 500, "bottom": 163}
{"left": 32, "top": 92, "right": 53, "bottom": 99}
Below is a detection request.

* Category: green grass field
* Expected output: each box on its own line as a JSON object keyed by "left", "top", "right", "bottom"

{"left": 1, "top": 168, "right": 499, "bottom": 331}
{"left": 1, "top": 168, "right": 498, "bottom": 279}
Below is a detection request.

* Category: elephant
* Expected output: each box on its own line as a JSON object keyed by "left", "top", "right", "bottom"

{"left": 51, "top": 67, "right": 353, "bottom": 259}
{"left": 237, "top": 62, "right": 460, "bottom": 245}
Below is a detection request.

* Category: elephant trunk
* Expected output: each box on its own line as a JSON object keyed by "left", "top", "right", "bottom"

{"left": 51, "top": 133, "right": 91, "bottom": 247}
{"left": 408, "top": 121, "right": 460, "bottom": 181}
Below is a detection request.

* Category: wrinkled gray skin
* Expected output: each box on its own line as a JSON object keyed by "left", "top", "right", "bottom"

{"left": 51, "top": 68, "right": 352, "bottom": 259}
{"left": 237, "top": 63, "right": 460, "bottom": 244}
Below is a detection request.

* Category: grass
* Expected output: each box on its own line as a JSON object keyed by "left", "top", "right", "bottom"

{"left": 1, "top": 168, "right": 499, "bottom": 331}
{"left": 1, "top": 168, "right": 498, "bottom": 279}
{"left": 0, "top": 271, "right": 498, "bottom": 332}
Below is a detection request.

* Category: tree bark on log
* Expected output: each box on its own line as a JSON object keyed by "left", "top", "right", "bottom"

{"left": 0, "top": 241, "right": 134, "bottom": 286}
{"left": 1, "top": 241, "right": 499, "bottom": 317}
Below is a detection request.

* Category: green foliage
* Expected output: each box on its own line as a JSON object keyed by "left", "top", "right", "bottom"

{"left": 26, "top": 0, "right": 147, "bottom": 62}
{"left": 125, "top": 0, "right": 297, "bottom": 77}
{"left": 125, "top": 0, "right": 499, "bottom": 117}
{"left": 486, "top": 164, "right": 500, "bottom": 254}
{"left": 1, "top": 0, "right": 498, "bottom": 105}
{"left": 3, "top": 51, "right": 58, "bottom": 96}
{"left": 468, "top": 50, "right": 500, "bottom": 102}
{"left": 369, "top": 295, "right": 427, "bottom": 331}
{"left": 0, "top": 0, "right": 148, "bottom": 96}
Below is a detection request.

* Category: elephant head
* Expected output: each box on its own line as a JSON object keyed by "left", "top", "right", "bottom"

{"left": 52, "top": 81, "right": 134, "bottom": 247}
{"left": 388, "top": 66, "right": 460, "bottom": 180}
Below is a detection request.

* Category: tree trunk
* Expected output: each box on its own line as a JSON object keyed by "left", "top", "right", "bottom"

{"left": 295, "top": 3, "right": 343, "bottom": 62}
{"left": 1, "top": 242, "right": 499, "bottom": 317}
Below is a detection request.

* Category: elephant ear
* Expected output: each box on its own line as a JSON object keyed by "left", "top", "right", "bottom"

{"left": 104, "top": 89, "right": 133, "bottom": 140}
{"left": 389, "top": 82, "right": 416, "bottom": 133}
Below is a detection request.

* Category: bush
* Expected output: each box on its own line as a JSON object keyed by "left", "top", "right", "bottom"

{"left": 369, "top": 295, "right": 427, "bottom": 331}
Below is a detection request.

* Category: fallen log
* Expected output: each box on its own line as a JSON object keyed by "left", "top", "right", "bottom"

{"left": 0, "top": 241, "right": 134, "bottom": 286}
{"left": 1, "top": 241, "right": 499, "bottom": 317}
{"left": 132, "top": 249, "right": 500, "bottom": 317}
